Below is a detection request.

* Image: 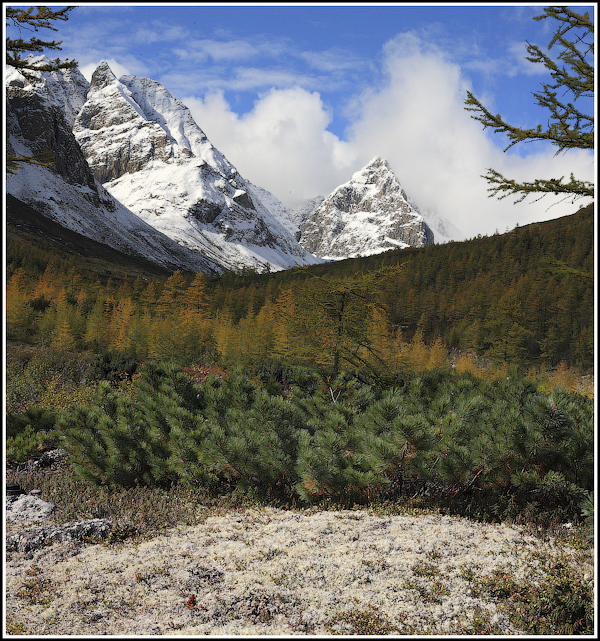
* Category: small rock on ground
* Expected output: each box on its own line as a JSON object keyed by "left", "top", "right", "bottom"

{"left": 6, "top": 494, "right": 57, "bottom": 523}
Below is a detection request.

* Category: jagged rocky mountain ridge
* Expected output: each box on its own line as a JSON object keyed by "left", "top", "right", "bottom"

{"left": 5, "top": 57, "right": 223, "bottom": 274}
{"left": 299, "top": 157, "right": 435, "bottom": 259}
{"left": 71, "top": 62, "right": 320, "bottom": 273}
{"left": 6, "top": 57, "right": 320, "bottom": 273}
{"left": 6, "top": 56, "right": 459, "bottom": 274}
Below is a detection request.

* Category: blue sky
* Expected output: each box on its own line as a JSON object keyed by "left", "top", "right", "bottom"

{"left": 5, "top": 3, "right": 596, "bottom": 238}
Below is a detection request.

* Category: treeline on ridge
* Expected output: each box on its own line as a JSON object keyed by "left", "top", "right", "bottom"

{"left": 6, "top": 204, "right": 594, "bottom": 372}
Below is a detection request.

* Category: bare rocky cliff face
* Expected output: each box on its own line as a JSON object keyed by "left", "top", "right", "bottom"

{"left": 7, "top": 90, "right": 98, "bottom": 194}
{"left": 6, "top": 57, "right": 320, "bottom": 273}
{"left": 6, "top": 63, "right": 96, "bottom": 194}
{"left": 299, "top": 157, "right": 435, "bottom": 259}
{"left": 73, "top": 63, "right": 185, "bottom": 183}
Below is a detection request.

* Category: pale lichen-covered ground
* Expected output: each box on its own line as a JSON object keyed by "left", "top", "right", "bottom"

{"left": 5, "top": 507, "right": 592, "bottom": 635}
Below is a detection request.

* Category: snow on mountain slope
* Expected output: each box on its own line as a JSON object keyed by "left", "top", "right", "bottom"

{"left": 286, "top": 196, "right": 326, "bottom": 238}
{"left": 5, "top": 60, "right": 223, "bottom": 274}
{"left": 122, "top": 74, "right": 213, "bottom": 161}
{"left": 5, "top": 55, "right": 89, "bottom": 128}
{"left": 73, "top": 62, "right": 322, "bottom": 273}
{"left": 5, "top": 159, "right": 222, "bottom": 274}
{"left": 246, "top": 181, "right": 302, "bottom": 238}
{"left": 299, "top": 157, "right": 435, "bottom": 259}
{"left": 6, "top": 57, "right": 459, "bottom": 271}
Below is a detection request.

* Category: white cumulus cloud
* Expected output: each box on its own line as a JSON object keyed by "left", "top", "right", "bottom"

{"left": 185, "top": 87, "right": 357, "bottom": 206}
{"left": 179, "top": 31, "right": 595, "bottom": 240}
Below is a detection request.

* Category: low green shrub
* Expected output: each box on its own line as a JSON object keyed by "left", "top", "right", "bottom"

{"left": 325, "top": 605, "right": 400, "bottom": 635}
{"left": 5, "top": 465, "right": 214, "bottom": 534}
{"left": 53, "top": 362, "right": 593, "bottom": 524}
{"left": 6, "top": 407, "right": 59, "bottom": 462}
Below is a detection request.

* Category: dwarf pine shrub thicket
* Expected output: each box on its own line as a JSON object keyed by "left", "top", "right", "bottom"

{"left": 6, "top": 407, "right": 59, "bottom": 461}
{"left": 54, "top": 362, "right": 593, "bottom": 518}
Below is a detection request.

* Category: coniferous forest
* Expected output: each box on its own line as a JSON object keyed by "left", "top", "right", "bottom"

{"left": 7, "top": 204, "right": 594, "bottom": 371}
{"left": 5, "top": 203, "right": 595, "bottom": 529}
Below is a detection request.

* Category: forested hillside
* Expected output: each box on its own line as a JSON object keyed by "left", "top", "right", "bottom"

{"left": 6, "top": 204, "right": 593, "bottom": 373}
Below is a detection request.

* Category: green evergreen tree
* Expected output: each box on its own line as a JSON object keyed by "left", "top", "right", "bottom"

{"left": 59, "top": 364, "right": 206, "bottom": 488}
{"left": 295, "top": 406, "right": 379, "bottom": 501}
{"left": 357, "top": 387, "right": 436, "bottom": 491}
{"left": 293, "top": 266, "right": 402, "bottom": 377}
{"left": 465, "top": 6, "right": 594, "bottom": 204}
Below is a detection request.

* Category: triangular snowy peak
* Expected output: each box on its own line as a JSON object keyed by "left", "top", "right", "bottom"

{"left": 299, "top": 156, "right": 434, "bottom": 259}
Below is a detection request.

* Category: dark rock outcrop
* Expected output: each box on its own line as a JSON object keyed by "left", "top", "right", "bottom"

{"left": 7, "top": 92, "right": 97, "bottom": 193}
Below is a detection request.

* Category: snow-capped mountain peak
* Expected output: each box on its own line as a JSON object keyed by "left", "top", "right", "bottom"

{"left": 120, "top": 75, "right": 211, "bottom": 157}
{"left": 89, "top": 60, "right": 118, "bottom": 92}
{"left": 299, "top": 156, "right": 434, "bottom": 259}
{"left": 6, "top": 58, "right": 222, "bottom": 274}
{"left": 72, "top": 62, "right": 321, "bottom": 272}
{"left": 7, "top": 56, "right": 459, "bottom": 274}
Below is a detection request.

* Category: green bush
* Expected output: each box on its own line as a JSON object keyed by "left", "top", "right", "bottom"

{"left": 5, "top": 347, "right": 97, "bottom": 413}
{"left": 472, "top": 558, "right": 594, "bottom": 635}
{"left": 58, "top": 363, "right": 304, "bottom": 491}
{"left": 55, "top": 363, "right": 593, "bottom": 517}
{"left": 6, "top": 407, "right": 59, "bottom": 462}
{"left": 59, "top": 363, "right": 202, "bottom": 488}
{"left": 88, "top": 348, "right": 139, "bottom": 385}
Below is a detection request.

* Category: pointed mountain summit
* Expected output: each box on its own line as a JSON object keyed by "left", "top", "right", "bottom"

{"left": 89, "top": 60, "right": 118, "bottom": 91}
{"left": 299, "top": 156, "right": 435, "bottom": 259}
{"left": 73, "top": 63, "right": 321, "bottom": 273}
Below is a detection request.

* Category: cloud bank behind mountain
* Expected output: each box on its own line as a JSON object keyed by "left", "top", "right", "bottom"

{"left": 180, "top": 32, "right": 594, "bottom": 240}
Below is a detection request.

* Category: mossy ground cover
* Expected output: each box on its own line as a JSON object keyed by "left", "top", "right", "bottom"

{"left": 4, "top": 489, "right": 593, "bottom": 635}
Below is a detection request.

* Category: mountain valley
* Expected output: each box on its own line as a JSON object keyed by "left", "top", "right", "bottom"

{"left": 5, "top": 55, "right": 594, "bottom": 375}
